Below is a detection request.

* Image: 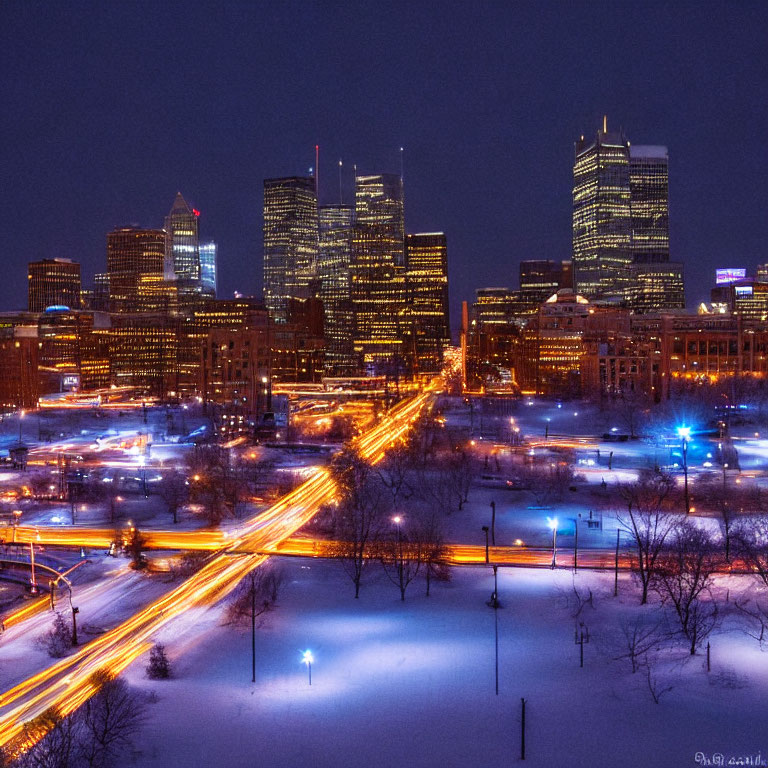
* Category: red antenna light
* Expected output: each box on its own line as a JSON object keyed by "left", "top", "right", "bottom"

{"left": 192, "top": 208, "right": 201, "bottom": 217}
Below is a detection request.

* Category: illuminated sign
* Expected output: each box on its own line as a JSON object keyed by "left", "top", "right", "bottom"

{"left": 716, "top": 268, "right": 746, "bottom": 284}
{"left": 735, "top": 285, "right": 753, "bottom": 296}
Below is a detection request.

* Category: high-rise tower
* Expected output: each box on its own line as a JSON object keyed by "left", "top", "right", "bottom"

{"left": 28, "top": 258, "right": 81, "bottom": 312}
{"left": 404, "top": 232, "right": 450, "bottom": 374}
{"left": 350, "top": 173, "right": 406, "bottom": 370}
{"left": 107, "top": 227, "right": 166, "bottom": 312}
{"left": 318, "top": 205, "right": 356, "bottom": 374}
{"left": 572, "top": 121, "right": 632, "bottom": 301}
{"left": 164, "top": 193, "right": 200, "bottom": 293}
{"left": 263, "top": 176, "right": 319, "bottom": 323}
{"left": 199, "top": 241, "right": 217, "bottom": 296}
{"left": 627, "top": 145, "right": 684, "bottom": 312}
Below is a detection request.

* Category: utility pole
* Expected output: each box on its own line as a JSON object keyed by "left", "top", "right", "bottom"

{"left": 71, "top": 605, "right": 79, "bottom": 646}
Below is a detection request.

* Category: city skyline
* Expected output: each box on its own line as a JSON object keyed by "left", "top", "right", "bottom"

{"left": 2, "top": 3, "right": 767, "bottom": 331}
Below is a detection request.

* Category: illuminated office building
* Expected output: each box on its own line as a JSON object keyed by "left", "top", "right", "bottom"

{"left": 107, "top": 227, "right": 166, "bottom": 312}
{"left": 263, "top": 176, "right": 319, "bottom": 323}
{"left": 403, "top": 233, "right": 450, "bottom": 374}
{"left": 627, "top": 262, "right": 685, "bottom": 314}
{"left": 711, "top": 279, "right": 768, "bottom": 321}
{"left": 318, "top": 205, "right": 355, "bottom": 374}
{"left": 351, "top": 173, "right": 406, "bottom": 370}
{"left": 573, "top": 121, "right": 632, "bottom": 301}
{"left": 164, "top": 192, "right": 201, "bottom": 293}
{"left": 519, "top": 260, "right": 572, "bottom": 307}
{"left": 28, "top": 258, "right": 81, "bottom": 312}
{"left": 628, "top": 145, "right": 683, "bottom": 311}
{"left": 199, "top": 241, "right": 217, "bottom": 296}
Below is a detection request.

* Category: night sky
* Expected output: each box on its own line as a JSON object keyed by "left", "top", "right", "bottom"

{"left": 2, "top": 1, "right": 767, "bottom": 331}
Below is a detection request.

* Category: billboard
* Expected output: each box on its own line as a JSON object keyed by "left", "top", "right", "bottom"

{"left": 716, "top": 268, "right": 746, "bottom": 284}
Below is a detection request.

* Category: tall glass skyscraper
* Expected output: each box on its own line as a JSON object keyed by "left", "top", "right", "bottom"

{"left": 107, "top": 227, "right": 166, "bottom": 312}
{"left": 404, "top": 232, "right": 450, "bottom": 374}
{"left": 627, "top": 145, "right": 684, "bottom": 311}
{"left": 351, "top": 173, "right": 406, "bottom": 370}
{"left": 199, "top": 241, "right": 217, "bottom": 297}
{"left": 263, "top": 176, "right": 318, "bottom": 323}
{"left": 572, "top": 123, "right": 632, "bottom": 301}
{"left": 164, "top": 193, "right": 200, "bottom": 291}
{"left": 318, "top": 205, "right": 355, "bottom": 374}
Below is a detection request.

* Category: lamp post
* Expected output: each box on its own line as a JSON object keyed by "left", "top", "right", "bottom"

{"left": 568, "top": 516, "right": 579, "bottom": 571}
{"left": 545, "top": 418, "right": 550, "bottom": 439}
{"left": 547, "top": 517, "right": 558, "bottom": 569}
{"left": 29, "top": 540, "right": 37, "bottom": 594}
{"left": 482, "top": 525, "right": 489, "bottom": 563}
{"left": 302, "top": 650, "right": 313, "bottom": 685}
{"left": 677, "top": 426, "right": 691, "bottom": 514}
{"left": 614, "top": 528, "right": 621, "bottom": 597}
{"left": 12, "top": 509, "right": 21, "bottom": 543}
{"left": 393, "top": 516, "right": 403, "bottom": 594}
{"left": 18, "top": 409, "right": 24, "bottom": 444}
{"left": 490, "top": 501, "right": 496, "bottom": 546}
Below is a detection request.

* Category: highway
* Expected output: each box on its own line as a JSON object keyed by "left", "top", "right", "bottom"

{"left": 0, "top": 389, "right": 433, "bottom": 757}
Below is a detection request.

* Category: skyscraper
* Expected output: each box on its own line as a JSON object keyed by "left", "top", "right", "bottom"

{"left": 403, "top": 233, "right": 450, "bottom": 374}
{"left": 318, "top": 205, "right": 356, "bottom": 374}
{"left": 629, "top": 146, "right": 669, "bottom": 265}
{"left": 351, "top": 173, "right": 406, "bottom": 370}
{"left": 263, "top": 176, "right": 319, "bottom": 323}
{"left": 199, "top": 241, "right": 217, "bottom": 296}
{"left": 107, "top": 227, "right": 166, "bottom": 312}
{"left": 164, "top": 193, "right": 200, "bottom": 292}
{"left": 28, "top": 258, "right": 81, "bottom": 312}
{"left": 628, "top": 145, "right": 684, "bottom": 312}
{"left": 572, "top": 121, "right": 632, "bottom": 301}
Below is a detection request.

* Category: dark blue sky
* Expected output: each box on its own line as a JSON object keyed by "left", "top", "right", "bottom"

{"left": 2, "top": 1, "right": 767, "bottom": 330}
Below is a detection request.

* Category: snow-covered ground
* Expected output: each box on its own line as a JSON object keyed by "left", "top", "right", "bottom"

{"left": 124, "top": 558, "right": 768, "bottom": 768}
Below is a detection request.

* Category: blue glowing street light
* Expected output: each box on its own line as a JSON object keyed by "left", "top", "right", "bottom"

{"left": 676, "top": 426, "right": 692, "bottom": 514}
{"left": 546, "top": 516, "right": 558, "bottom": 569}
{"left": 545, "top": 418, "right": 551, "bottom": 439}
{"left": 302, "top": 650, "right": 313, "bottom": 685}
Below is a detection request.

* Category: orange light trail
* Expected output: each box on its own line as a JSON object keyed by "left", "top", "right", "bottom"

{"left": 0, "top": 388, "right": 433, "bottom": 754}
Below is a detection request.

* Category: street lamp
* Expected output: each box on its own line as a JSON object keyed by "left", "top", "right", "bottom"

{"left": 302, "top": 649, "right": 313, "bottom": 685}
{"left": 676, "top": 426, "right": 691, "bottom": 514}
{"left": 12, "top": 509, "right": 21, "bottom": 543}
{"left": 481, "top": 525, "right": 489, "bottom": 563}
{"left": 546, "top": 517, "right": 558, "bottom": 569}
{"left": 18, "top": 409, "right": 24, "bottom": 444}
{"left": 490, "top": 501, "right": 496, "bottom": 546}
{"left": 545, "top": 418, "right": 551, "bottom": 439}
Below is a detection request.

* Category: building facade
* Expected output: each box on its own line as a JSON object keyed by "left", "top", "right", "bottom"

{"left": 573, "top": 122, "right": 632, "bottom": 301}
{"left": 263, "top": 176, "right": 319, "bottom": 323}
{"left": 28, "top": 258, "right": 82, "bottom": 312}
{"left": 403, "top": 232, "right": 450, "bottom": 374}
{"left": 164, "top": 193, "right": 201, "bottom": 293}
{"left": 318, "top": 205, "right": 356, "bottom": 375}
{"left": 107, "top": 227, "right": 166, "bottom": 312}
{"left": 351, "top": 173, "right": 406, "bottom": 370}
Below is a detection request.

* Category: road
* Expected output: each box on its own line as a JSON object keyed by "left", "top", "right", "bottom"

{"left": 0, "top": 388, "right": 433, "bottom": 757}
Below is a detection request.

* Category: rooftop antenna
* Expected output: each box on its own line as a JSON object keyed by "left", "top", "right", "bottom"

{"left": 314, "top": 144, "right": 319, "bottom": 200}
{"left": 603, "top": 115, "right": 607, "bottom": 133}
{"left": 399, "top": 146, "right": 404, "bottom": 184}
{"left": 338, "top": 159, "right": 343, "bottom": 205}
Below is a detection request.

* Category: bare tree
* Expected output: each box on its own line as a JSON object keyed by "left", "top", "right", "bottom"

{"left": 378, "top": 523, "right": 423, "bottom": 601}
{"left": 447, "top": 450, "right": 475, "bottom": 510}
{"left": 610, "top": 390, "right": 649, "bottom": 439}
{"left": 329, "top": 450, "right": 386, "bottom": 598}
{"left": 377, "top": 442, "right": 414, "bottom": 511}
{"left": 78, "top": 672, "right": 146, "bottom": 768}
{"left": 617, "top": 472, "right": 682, "bottom": 605}
{"left": 157, "top": 470, "right": 188, "bottom": 525}
{"left": 734, "top": 514, "right": 768, "bottom": 590}
{"left": 225, "top": 564, "right": 283, "bottom": 682}
{"left": 654, "top": 522, "right": 718, "bottom": 655}
{"left": 128, "top": 527, "right": 147, "bottom": 571}
{"left": 613, "top": 615, "right": 667, "bottom": 673}
{"left": 38, "top": 613, "right": 73, "bottom": 658}
{"left": 12, "top": 675, "right": 145, "bottom": 768}
{"left": 417, "top": 510, "right": 450, "bottom": 597}
{"left": 643, "top": 655, "right": 674, "bottom": 704}
{"left": 734, "top": 595, "right": 768, "bottom": 650}
{"left": 521, "top": 456, "right": 575, "bottom": 507}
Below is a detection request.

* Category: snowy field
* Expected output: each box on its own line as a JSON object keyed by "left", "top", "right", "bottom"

{"left": 124, "top": 558, "right": 768, "bottom": 768}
